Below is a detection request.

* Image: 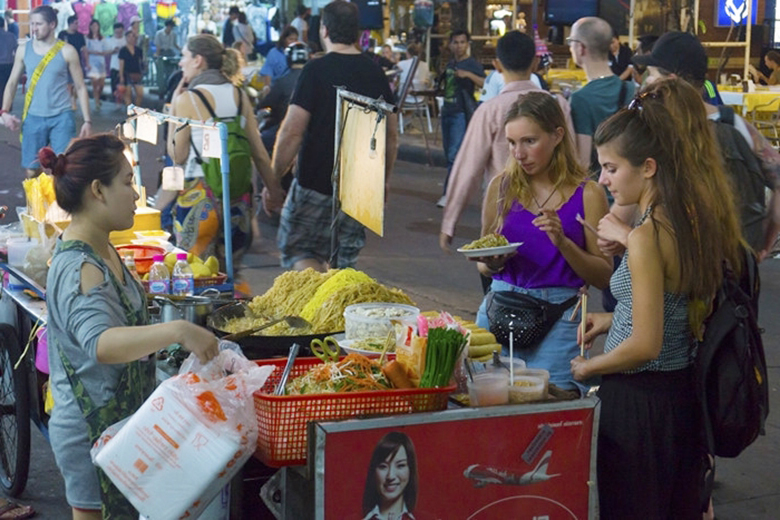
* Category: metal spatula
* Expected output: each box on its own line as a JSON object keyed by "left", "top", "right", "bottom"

{"left": 221, "top": 315, "right": 310, "bottom": 342}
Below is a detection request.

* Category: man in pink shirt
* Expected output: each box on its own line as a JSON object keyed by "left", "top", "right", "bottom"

{"left": 440, "top": 30, "right": 574, "bottom": 252}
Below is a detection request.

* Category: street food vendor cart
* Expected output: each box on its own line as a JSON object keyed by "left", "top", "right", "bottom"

{"left": 257, "top": 392, "right": 600, "bottom": 519}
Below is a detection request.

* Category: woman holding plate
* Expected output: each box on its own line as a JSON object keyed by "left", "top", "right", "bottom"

{"left": 472, "top": 91, "right": 612, "bottom": 396}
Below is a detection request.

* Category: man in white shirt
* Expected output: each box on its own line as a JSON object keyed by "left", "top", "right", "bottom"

{"left": 105, "top": 22, "right": 125, "bottom": 99}
{"left": 290, "top": 5, "right": 310, "bottom": 43}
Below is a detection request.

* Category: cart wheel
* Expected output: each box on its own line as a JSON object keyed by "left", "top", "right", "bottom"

{"left": 0, "top": 324, "right": 31, "bottom": 497}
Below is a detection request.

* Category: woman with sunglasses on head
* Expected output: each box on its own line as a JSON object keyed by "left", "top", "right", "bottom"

{"left": 570, "top": 78, "right": 744, "bottom": 519}
{"left": 43, "top": 134, "right": 219, "bottom": 520}
{"left": 474, "top": 91, "right": 612, "bottom": 397}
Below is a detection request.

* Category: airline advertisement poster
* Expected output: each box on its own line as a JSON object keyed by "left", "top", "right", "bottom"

{"left": 313, "top": 400, "right": 599, "bottom": 520}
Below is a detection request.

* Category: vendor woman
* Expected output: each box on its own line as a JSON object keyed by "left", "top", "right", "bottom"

{"left": 43, "top": 134, "right": 219, "bottom": 520}
{"left": 474, "top": 92, "right": 612, "bottom": 396}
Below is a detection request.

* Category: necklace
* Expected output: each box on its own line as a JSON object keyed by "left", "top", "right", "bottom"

{"left": 531, "top": 188, "right": 557, "bottom": 213}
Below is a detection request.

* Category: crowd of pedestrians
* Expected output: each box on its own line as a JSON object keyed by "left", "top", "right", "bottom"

{"left": 0, "top": 5, "right": 778, "bottom": 517}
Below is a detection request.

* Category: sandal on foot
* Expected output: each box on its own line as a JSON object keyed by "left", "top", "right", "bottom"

{"left": 0, "top": 500, "right": 35, "bottom": 520}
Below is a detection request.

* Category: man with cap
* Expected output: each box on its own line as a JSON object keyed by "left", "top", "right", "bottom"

{"left": 439, "top": 30, "right": 574, "bottom": 256}
{"left": 567, "top": 16, "right": 635, "bottom": 172}
{"left": 627, "top": 31, "right": 780, "bottom": 259}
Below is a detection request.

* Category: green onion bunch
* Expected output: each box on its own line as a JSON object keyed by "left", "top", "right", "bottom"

{"left": 420, "top": 327, "right": 468, "bottom": 388}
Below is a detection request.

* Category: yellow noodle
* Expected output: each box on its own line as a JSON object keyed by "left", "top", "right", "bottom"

{"left": 225, "top": 269, "right": 415, "bottom": 335}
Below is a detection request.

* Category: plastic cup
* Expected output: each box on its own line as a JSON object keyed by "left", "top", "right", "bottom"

{"left": 467, "top": 371, "right": 509, "bottom": 407}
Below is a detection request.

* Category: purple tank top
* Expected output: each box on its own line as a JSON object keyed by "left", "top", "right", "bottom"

{"left": 495, "top": 183, "right": 587, "bottom": 289}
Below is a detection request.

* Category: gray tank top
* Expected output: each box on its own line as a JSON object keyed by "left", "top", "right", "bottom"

{"left": 23, "top": 40, "right": 71, "bottom": 117}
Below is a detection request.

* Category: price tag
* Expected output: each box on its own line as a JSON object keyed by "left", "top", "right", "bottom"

{"left": 161, "top": 166, "right": 184, "bottom": 191}
{"left": 136, "top": 114, "right": 158, "bottom": 144}
{"left": 122, "top": 122, "right": 135, "bottom": 140}
{"left": 201, "top": 127, "right": 222, "bottom": 159}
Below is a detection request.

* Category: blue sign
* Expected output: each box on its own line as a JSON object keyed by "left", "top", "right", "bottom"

{"left": 716, "top": 0, "right": 758, "bottom": 26}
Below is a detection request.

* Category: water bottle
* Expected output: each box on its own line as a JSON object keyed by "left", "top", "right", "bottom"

{"left": 121, "top": 251, "right": 142, "bottom": 284}
{"left": 171, "top": 253, "right": 194, "bottom": 296}
{"left": 148, "top": 254, "right": 170, "bottom": 294}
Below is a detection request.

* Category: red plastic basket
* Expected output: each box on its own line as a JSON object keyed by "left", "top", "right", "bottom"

{"left": 253, "top": 356, "right": 454, "bottom": 467}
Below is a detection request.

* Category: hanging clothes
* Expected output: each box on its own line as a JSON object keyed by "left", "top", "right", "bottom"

{"left": 94, "top": 1, "right": 118, "bottom": 38}
{"left": 117, "top": 1, "right": 138, "bottom": 31}
{"left": 139, "top": 1, "right": 155, "bottom": 39}
{"left": 53, "top": 0, "right": 75, "bottom": 36}
{"left": 246, "top": 5, "right": 269, "bottom": 45}
{"left": 156, "top": 0, "right": 177, "bottom": 21}
{"left": 72, "top": 0, "right": 93, "bottom": 35}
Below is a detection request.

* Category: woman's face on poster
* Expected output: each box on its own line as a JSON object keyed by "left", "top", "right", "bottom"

{"left": 374, "top": 446, "right": 410, "bottom": 505}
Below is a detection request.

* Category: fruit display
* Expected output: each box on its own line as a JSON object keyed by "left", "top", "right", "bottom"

{"left": 142, "top": 252, "right": 221, "bottom": 281}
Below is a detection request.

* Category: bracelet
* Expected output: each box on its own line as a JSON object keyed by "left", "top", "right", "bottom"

{"left": 84, "top": 120, "right": 92, "bottom": 124}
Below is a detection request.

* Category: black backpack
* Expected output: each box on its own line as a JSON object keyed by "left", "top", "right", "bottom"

{"left": 711, "top": 106, "right": 771, "bottom": 252}
{"left": 696, "top": 247, "right": 768, "bottom": 460}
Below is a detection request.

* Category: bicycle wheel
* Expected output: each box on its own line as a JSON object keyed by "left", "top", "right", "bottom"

{"left": 0, "top": 324, "right": 31, "bottom": 496}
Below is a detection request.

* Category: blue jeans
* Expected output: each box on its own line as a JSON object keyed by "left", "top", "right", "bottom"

{"left": 441, "top": 111, "right": 467, "bottom": 195}
{"left": 477, "top": 279, "right": 587, "bottom": 395}
{"left": 21, "top": 110, "right": 75, "bottom": 169}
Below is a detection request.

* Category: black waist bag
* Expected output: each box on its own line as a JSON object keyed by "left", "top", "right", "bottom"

{"left": 486, "top": 291, "right": 579, "bottom": 350}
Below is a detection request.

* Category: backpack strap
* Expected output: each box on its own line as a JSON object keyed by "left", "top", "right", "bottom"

{"left": 188, "top": 87, "right": 218, "bottom": 119}
{"left": 717, "top": 104, "right": 735, "bottom": 126}
{"left": 188, "top": 87, "right": 218, "bottom": 165}
{"left": 617, "top": 80, "right": 628, "bottom": 109}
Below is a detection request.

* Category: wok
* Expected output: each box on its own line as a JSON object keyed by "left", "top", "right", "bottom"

{"left": 207, "top": 302, "right": 341, "bottom": 359}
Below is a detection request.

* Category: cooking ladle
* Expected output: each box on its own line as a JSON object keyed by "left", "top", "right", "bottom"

{"left": 221, "top": 315, "right": 311, "bottom": 342}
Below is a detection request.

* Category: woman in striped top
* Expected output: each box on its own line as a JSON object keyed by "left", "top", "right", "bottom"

{"left": 570, "top": 78, "right": 744, "bottom": 519}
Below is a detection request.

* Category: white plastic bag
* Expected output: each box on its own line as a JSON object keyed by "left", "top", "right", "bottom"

{"left": 91, "top": 346, "right": 275, "bottom": 520}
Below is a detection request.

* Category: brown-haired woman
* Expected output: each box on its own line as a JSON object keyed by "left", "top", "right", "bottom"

{"left": 164, "top": 34, "right": 284, "bottom": 277}
{"left": 473, "top": 90, "right": 611, "bottom": 396}
{"left": 43, "top": 134, "right": 218, "bottom": 520}
{"left": 571, "top": 78, "right": 744, "bottom": 519}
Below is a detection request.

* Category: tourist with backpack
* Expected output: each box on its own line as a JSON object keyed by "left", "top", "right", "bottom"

{"left": 628, "top": 31, "right": 780, "bottom": 259}
{"left": 570, "top": 78, "right": 745, "bottom": 519}
{"left": 165, "top": 34, "right": 285, "bottom": 272}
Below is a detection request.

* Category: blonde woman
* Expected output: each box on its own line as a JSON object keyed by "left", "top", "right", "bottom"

{"left": 474, "top": 91, "right": 611, "bottom": 396}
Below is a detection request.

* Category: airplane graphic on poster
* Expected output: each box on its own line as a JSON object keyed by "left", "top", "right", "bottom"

{"left": 463, "top": 450, "right": 561, "bottom": 488}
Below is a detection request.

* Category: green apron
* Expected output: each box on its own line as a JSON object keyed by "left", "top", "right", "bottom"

{"left": 52, "top": 240, "right": 156, "bottom": 519}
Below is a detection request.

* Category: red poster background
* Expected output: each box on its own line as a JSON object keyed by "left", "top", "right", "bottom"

{"left": 322, "top": 407, "right": 596, "bottom": 519}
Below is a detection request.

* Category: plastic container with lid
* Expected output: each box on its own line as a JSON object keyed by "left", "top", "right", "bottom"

{"left": 467, "top": 371, "right": 510, "bottom": 407}
{"left": 343, "top": 303, "right": 420, "bottom": 341}
{"left": 513, "top": 368, "right": 549, "bottom": 397}
{"left": 508, "top": 375, "right": 546, "bottom": 404}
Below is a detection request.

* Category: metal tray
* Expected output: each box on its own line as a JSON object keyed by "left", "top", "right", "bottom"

{"left": 207, "top": 302, "right": 341, "bottom": 359}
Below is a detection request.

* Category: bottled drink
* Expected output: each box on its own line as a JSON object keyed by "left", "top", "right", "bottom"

{"left": 171, "top": 253, "right": 194, "bottom": 296}
{"left": 148, "top": 254, "right": 171, "bottom": 294}
{"left": 121, "top": 251, "right": 142, "bottom": 284}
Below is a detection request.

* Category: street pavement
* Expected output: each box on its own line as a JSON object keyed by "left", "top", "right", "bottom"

{"left": 0, "top": 91, "right": 778, "bottom": 519}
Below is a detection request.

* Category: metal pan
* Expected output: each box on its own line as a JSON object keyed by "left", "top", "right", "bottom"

{"left": 207, "top": 302, "right": 341, "bottom": 359}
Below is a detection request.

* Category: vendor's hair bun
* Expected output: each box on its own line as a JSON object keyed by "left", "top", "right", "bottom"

{"left": 38, "top": 147, "right": 67, "bottom": 177}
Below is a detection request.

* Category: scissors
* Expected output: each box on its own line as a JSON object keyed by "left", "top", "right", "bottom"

{"left": 310, "top": 336, "right": 341, "bottom": 362}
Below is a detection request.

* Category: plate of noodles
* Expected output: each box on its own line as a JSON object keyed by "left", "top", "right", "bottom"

{"left": 457, "top": 233, "right": 522, "bottom": 258}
